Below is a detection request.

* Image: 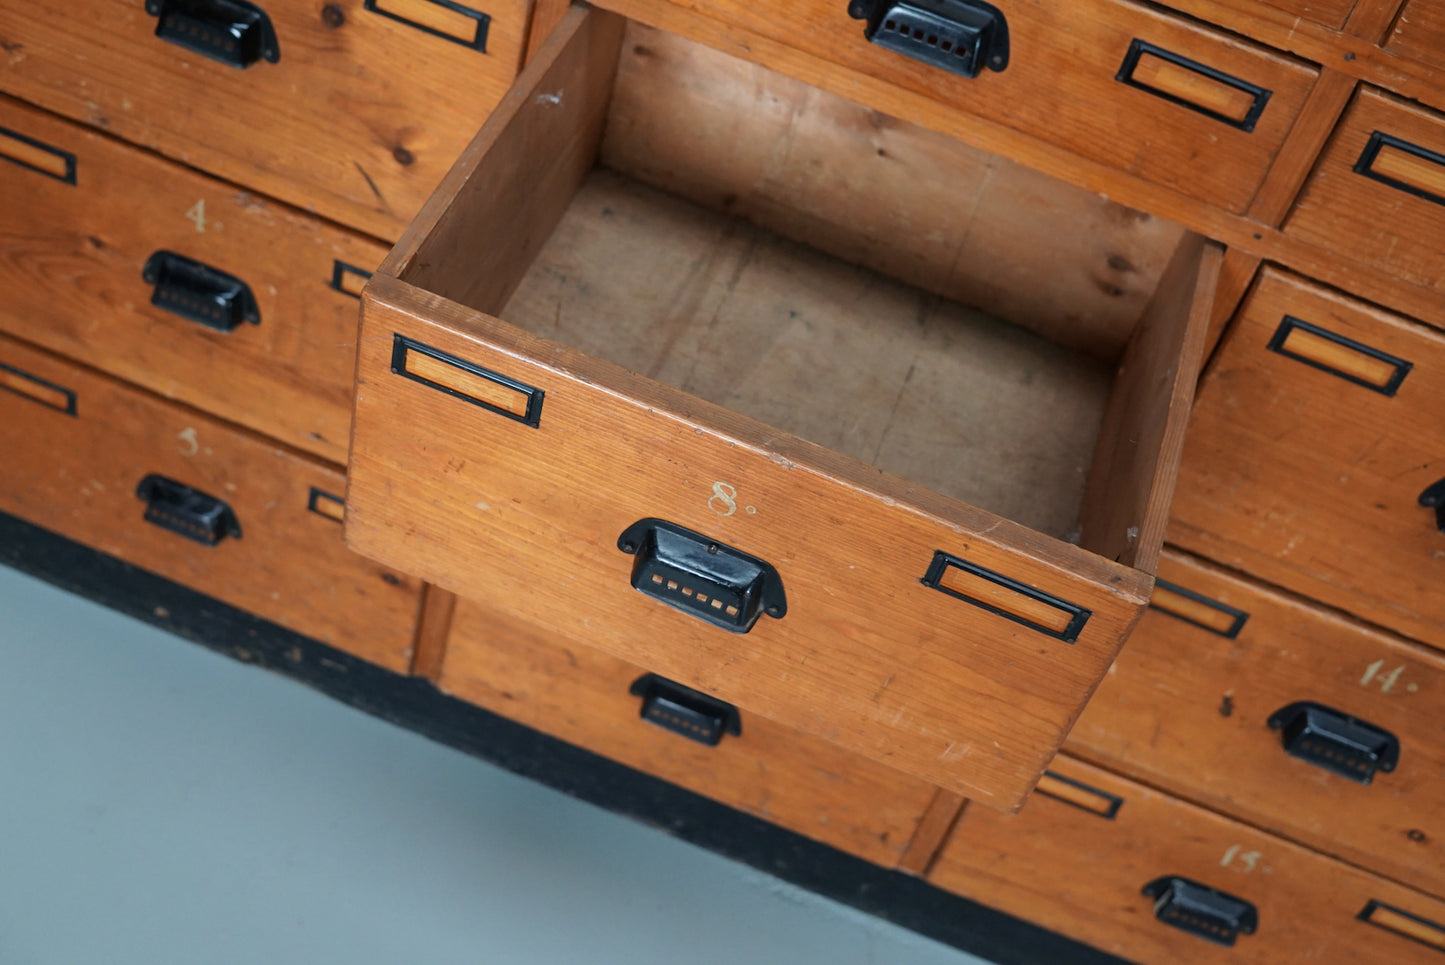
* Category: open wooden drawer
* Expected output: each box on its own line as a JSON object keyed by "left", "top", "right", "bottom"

{"left": 343, "top": 4, "right": 1220, "bottom": 809}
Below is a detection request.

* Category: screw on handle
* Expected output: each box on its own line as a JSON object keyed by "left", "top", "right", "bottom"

{"left": 1421, "top": 478, "right": 1445, "bottom": 534}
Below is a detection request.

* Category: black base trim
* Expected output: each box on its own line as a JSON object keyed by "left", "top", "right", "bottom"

{"left": 0, "top": 509, "right": 1123, "bottom": 965}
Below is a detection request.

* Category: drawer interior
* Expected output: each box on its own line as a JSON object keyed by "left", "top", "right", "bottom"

{"left": 389, "top": 10, "right": 1215, "bottom": 567}
{"left": 348, "top": 4, "right": 1220, "bottom": 806}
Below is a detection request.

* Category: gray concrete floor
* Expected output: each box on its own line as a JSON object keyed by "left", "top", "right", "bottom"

{"left": 0, "top": 564, "right": 996, "bottom": 965}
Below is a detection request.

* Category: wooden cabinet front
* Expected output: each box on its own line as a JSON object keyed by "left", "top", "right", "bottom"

{"left": 0, "top": 333, "right": 421, "bottom": 671}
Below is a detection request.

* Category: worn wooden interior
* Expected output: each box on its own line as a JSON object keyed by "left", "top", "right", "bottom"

{"left": 388, "top": 8, "right": 1215, "bottom": 568}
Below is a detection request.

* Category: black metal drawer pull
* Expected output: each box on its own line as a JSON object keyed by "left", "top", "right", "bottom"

{"left": 145, "top": 0, "right": 280, "bottom": 67}
{"left": 142, "top": 251, "right": 261, "bottom": 332}
{"left": 1267, "top": 701, "right": 1399, "bottom": 784}
{"left": 1143, "top": 876, "right": 1257, "bottom": 946}
{"left": 136, "top": 475, "right": 242, "bottom": 546}
{"left": 845, "top": 0, "right": 1009, "bottom": 79}
{"left": 617, "top": 519, "right": 786, "bottom": 633}
{"left": 1421, "top": 478, "right": 1445, "bottom": 534}
{"left": 629, "top": 674, "right": 741, "bottom": 746}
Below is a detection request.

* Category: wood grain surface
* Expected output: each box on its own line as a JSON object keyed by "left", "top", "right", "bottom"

{"left": 931, "top": 755, "right": 1445, "bottom": 963}
{"left": 0, "top": 93, "right": 385, "bottom": 464}
{"left": 1078, "top": 236, "right": 1220, "bottom": 571}
{"left": 1170, "top": 265, "right": 1445, "bottom": 651}
{"left": 1387, "top": 0, "right": 1445, "bottom": 70}
{"left": 441, "top": 595, "right": 941, "bottom": 867}
{"left": 599, "top": 24, "right": 1186, "bottom": 360}
{"left": 347, "top": 276, "right": 1151, "bottom": 808}
{"left": 1285, "top": 87, "right": 1445, "bottom": 302}
{"left": 0, "top": 333, "right": 421, "bottom": 671}
{"left": 599, "top": 0, "right": 1320, "bottom": 214}
{"left": 1069, "top": 548, "right": 1445, "bottom": 900}
{"left": 0, "top": 0, "right": 530, "bottom": 239}
{"left": 346, "top": 7, "right": 1223, "bottom": 806}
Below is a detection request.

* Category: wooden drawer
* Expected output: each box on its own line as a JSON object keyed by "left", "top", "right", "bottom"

{"left": 930, "top": 756, "right": 1445, "bottom": 963}
{"left": 1170, "top": 266, "right": 1445, "bottom": 651}
{"left": 0, "top": 0, "right": 532, "bottom": 241}
{"left": 0, "top": 95, "right": 386, "bottom": 465}
{"left": 1284, "top": 87, "right": 1445, "bottom": 308}
{"left": 441, "top": 596, "right": 941, "bottom": 867}
{"left": 1067, "top": 549, "right": 1445, "bottom": 899}
{"left": 1387, "top": 1, "right": 1445, "bottom": 72}
{"left": 343, "top": 7, "right": 1221, "bottom": 809}
{"left": 614, "top": 0, "right": 1321, "bottom": 214}
{"left": 0, "top": 333, "right": 421, "bottom": 672}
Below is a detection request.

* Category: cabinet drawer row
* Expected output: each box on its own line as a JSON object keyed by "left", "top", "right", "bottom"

{"left": 1071, "top": 548, "right": 1445, "bottom": 899}
{"left": 0, "top": 0, "right": 535, "bottom": 240}
{"left": 1172, "top": 264, "right": 1445, "bottom": 651}
{"left": 0, "top": 332, "right": 421, "bottom": 673}
{"left": 931, "top": 755, "right": 1445, "bottom": 964}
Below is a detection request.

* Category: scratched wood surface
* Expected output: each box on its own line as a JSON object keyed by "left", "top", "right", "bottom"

{"left": 1387, "top": 0, "right": 1445, "bottom": 71}
{"left": 344, "top": 8, "right": 1224, "bottom": 806}
{"left": 599, "top": 24, "right": 1186, "bottom": 360}
{"left": 441, "top": 595, "right": 941, "bottom": 867}
{"left": 0, "top": 93, "right": 386, "bottom": 465}
{"left": 1284, "top": 87, "right": 1445, "bottom": 307}
{"left": 0, "top": 0, "right": 530, "bottom": 240}
{"left": 931, "top": 754, "right": 1445, "bottom": 963}
{"left": 0, "top": 333, "right": 421, "bottom": 672}
{"left": 594, "top": 0, "right": 1320, "bottom": 214}
{"left": 1170, "top": 266, "right": 1445, "bottom": 651}
{"left": 502, "top": 169, "right": 1114, "bottom": 540}
{"left": 1068, "top": 549, "right": 1445, "bottom": 900}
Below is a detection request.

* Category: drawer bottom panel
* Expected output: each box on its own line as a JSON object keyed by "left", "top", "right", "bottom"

{"left": 930, "top": 757, "right": 1445, "bottom": 963}
{"left": 441, "top": 597, "right": 940, "bottom": 868}
{"left": 0, "top": 333, "right": 421, "bottom": 672}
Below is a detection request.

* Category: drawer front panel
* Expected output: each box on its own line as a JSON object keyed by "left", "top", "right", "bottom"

{"left": 442, "top": 597, "right": 939, "bottom": 866}
{"left": 1068, "top": 549, "right": 1445, "bottom": 898}
{"left": 345, "top": 287, "right": 1148, "bottom": 809}
{"left": 1284, "top": 88, "right": 1445, "bottom": 302}
{"left": 1387, "top": 0, "right": 1445, "bottom": 72}
{"left": 0, "top": 95, "right": 385, "bottom": 464}
{"left": 930, "top": 757, "right": 1445, "bottom": 963}
{"left": 0, "top": 334, "right": 420, "bottom": 671}
{"left": 1170, "top": 266, "right": 1445, "bottom": 649}
{"left": 641, "top": 0, "right": 1319, "bottom": 213}
{"left": 0, "top": 0, "right": 531, "bottom": 240}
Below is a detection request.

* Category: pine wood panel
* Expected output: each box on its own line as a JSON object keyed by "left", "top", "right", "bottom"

{"left": 0, "top": 0, "right": 531, "bottom": 240}
{"left": 1068, "top": 549, "right": 1445, "bottom": 899}
{"left": 346, "top": 8, "right": 1218, "bottom": 807}
{"left": 614, "top": 0, "right": 1320, "bottom": 215}
{"left": 1078, "top": 237, "right": 1221, "bottom": 571}
{"left": 1244, "top": 68, "right": 1359, "bottom": 227}
{"left": 599, "top": 24, "right": 1187, "bottom": 361}
{"left": 0, "top": 333, "right": 421, "bottom": 671}
{"left": 0, "top": 93, "right": 385, "bottom": 464}
{"left": 931, "top": 756, "right": 1445, "bottom": 963}
{"left": 1285, "top": 87, "right": 1445, "bottom": 302}
{"left": 1387, "top": 0, "right": 1445, "bottom": 70}
{"left": 348, "top": 275, "right": 1151, "bottom": 808}
{"left": 441, "top": 596, "right": 940, "bottom": 867}
{"left": 1170, "top": 266, "right": 1445, "bottom": 651}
